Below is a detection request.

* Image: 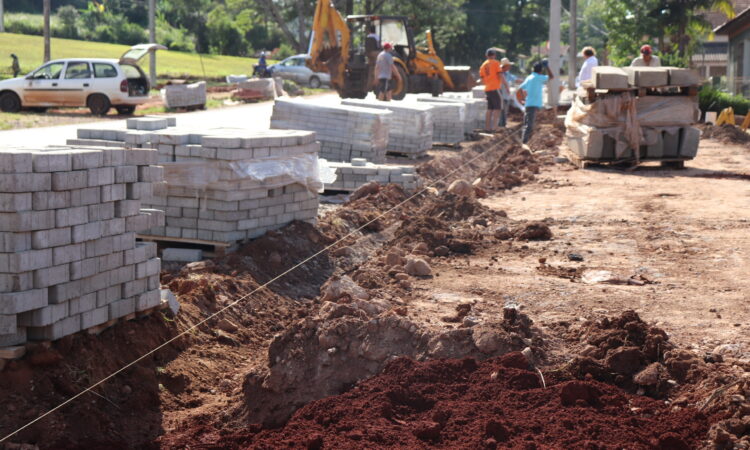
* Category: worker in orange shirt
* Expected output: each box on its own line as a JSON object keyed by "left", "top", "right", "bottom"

{"left": 479, "top": 48, "right": 506, "bottom": 132}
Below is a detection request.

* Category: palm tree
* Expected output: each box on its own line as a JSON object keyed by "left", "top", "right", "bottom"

{"left": 650, "top": 0, "right": 735, "bottom": 58}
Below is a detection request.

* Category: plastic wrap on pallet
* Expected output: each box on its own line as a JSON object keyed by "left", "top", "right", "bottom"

{"left": 236, "top": 78, "right": 277, "bottom": 100}
{"left": 161, "top": 81, "right": 207, "bottom": 108}
{"left": 270, "top": 98, "right": 391, "bottom": 163}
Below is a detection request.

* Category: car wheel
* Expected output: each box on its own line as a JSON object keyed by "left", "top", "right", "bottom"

{"left": 87, "top": 94, "right": 111, "bottom": 116}
{"left": 0, "top": 92, "right": 21, "bottom": 113}
{"left": 309, "top": 76, "right": 321, "bottom": 89}
{"left": 116, "top": 105, "right": 136, "bottom": 115}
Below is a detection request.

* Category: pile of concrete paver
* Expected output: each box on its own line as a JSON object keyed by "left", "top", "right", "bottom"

{"left": 326, "top": 158, "right": 421, "bottom": 192}
{"left": 72, "top": 120, "right": 322, "bottom": 246}
{"left": 0, "top": 145, "right": 164, "bottom": 355}
{"left": 418, "top": 96, "right": 487, "bottom": 134}
{"left": 140, "top": 129, "right": 321, "bottom": 244}
{"left": 407, "top": 99, "right": 466, "bottom": 144}
{"left": 340, "top": 99, "right": 433, "bottom": 158}
{"left": 567, "top": 66, "right": 701, "bottom": 162}
{"left": 270, "top": 98, "right": 391, "bottom": 163}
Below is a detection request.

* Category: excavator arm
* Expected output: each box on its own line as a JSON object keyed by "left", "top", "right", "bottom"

{"left": 309, "top": 0, "right": 350, "bottom": 92}
{"left": 413, "top": 30, "right": 455, "bottom": 90}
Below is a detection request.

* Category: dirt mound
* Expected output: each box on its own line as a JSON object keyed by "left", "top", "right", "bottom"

{"left": 558, "top": 310, "right": 698, "bottom": 397}
{"left": 234, "top": 304, "right": 541, "bottom": 427}
{"left": 239, "top": 353, "right": 710, "bottom": 449}
{"left": 700, "top": 124, "right": 750, "bottom": 145}
{"left": 528, "top": 125, "right": 565, "bottom": 152}
{"left": 476, "top": 146, "right": 541, "bottom": 191}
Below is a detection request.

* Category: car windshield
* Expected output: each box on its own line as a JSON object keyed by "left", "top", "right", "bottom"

{"left": 30, "top": 62, "right": 65, "bottom": 80}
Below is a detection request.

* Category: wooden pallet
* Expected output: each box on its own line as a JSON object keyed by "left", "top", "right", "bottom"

{"left": 386, "top": 151, "right": 425, "bottom": 160}
{"left": 137, "top": 234, "right": 235, "bottom": 259}
{"left": 86, "top": 303, "right": 168, "bottom": 335}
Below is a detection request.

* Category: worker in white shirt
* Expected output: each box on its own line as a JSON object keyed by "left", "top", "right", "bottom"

{"left": 630, "top": 45, "right": 661, "bottom": 67}
{"left": 576, "top": 46, "right": 598, "bottom": 87}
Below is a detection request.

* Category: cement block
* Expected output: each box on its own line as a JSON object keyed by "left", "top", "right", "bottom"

{"left": 2, "top": 248, "right": 53, "bottom": 273}
{"left": 162, "top": 248, "right": 202, "bottom": 262}
{"left": 48, "top": 279, "right": 82, "bottom": 304}
{"left": 18, "top": 302, "right": 68, "bottom": 327}
{"left": 32, "top": 152, "right": 72, "bottom": 173}
{"left": 115, "top": 200, "right": 141, "bottom": 218}
{"left": 32, "top": 191, "right": 71, "bottom": 210}
{"left": 0, "top": 151, "right": 33, "bottom": 173}
{"left": 623, "top": 67, "right": 669, "bottom": 87}
{"left": 0, "top": 193, "right": 32, "bottom": 213}
{"left": 96, "top": 286, "right": 121, "bottom": 308}
{"left": 34, "top": 264, "right": 70, "bottom": 289}
{"left": 81, "top": 305, "right": 109, "bottom": 329}
{"left": 109, "top": 297, "right": 136, "bottom": 320}
{"left": 0, "top": 173, "right": 52, "bottom": 192}
{"left": 56, "top": 206, "right": 89, "bottom": 228}
{"left": 591, "top": 66, "right": 629, "bottom": 90}
{"left": 667, "top": 67, "right": 700, "bottom": 86}
{"left": 69, "top": 150, "right": 103, "bottom": 170}
{"left": 101, "top": 184, "right": 127, "bottom": 203}
{"left": 89, "top": 202, "right": 115, "bottom": 222}
{"left": 136, "top": 290, "right": 161, "bottom": 311}
{"left": 0, "top": 289, "right": 48, "bottom": 314}
{"left": 679, "top": 127, "right": 700, "bottom": 158}
{"left": 0, "top": 345, "right": 26, "bottom": 359}
{"left": 27, "top": 314, "right": 81, "bottom": 341}
{"left": 69, "top": 187, "right": 101, "bottom": 207}
{"left": 0, "top": 272, "right": 34, "bottom": 293}
{"left": 115, "top": 166, "right": 139, "bottom": 183}
{"left": 70, "top": 257, "right": 99, "bottom": 280}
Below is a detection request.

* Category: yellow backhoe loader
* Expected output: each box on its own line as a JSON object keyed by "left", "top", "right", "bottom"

{"left": 308, "top": 0, "right": 472, "bottom": 100}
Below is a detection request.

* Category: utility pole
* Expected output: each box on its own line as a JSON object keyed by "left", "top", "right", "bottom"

{"left": 0, "top": 0, "right": 5, "bottom": 33}
{"left": 568, "top": 0, "right": 577, "bottom": 90}
{"left": 548, "top": 0, "right": 561, "bottom": 107}
{"left": 149, "top": 0, "right": 156, "bottom": 86}
{"left": 43, "top": 0, "right": 51, "bottom": 62}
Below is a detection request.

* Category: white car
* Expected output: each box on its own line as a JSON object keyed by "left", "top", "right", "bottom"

{"left": 269, "top": 54, "right": 331, "bottom": 88}
{"left": 0, "top": 44, "right": 165, "bottom": 115}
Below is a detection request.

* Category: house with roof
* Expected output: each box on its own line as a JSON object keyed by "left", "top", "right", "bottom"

{"left": 715, "top": 6, "right": 750, "bottom": 96}
{"left": 693, "top": 0, "right": 750, "bottom": 85}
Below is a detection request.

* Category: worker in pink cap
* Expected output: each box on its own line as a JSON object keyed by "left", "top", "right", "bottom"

{"left": 631, "top": 45, "right": 661, "bottom": 67}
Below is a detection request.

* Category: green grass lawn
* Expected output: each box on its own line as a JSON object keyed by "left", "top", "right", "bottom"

{"left": 0, "top": 32, "right": 259, "bottom": 80}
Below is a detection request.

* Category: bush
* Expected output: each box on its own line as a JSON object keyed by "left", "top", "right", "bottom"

{"left": 5, "top": 18, "right": 43, "bottom": 36}
{"left": 156, "top": 16, "right": 196, "bottom": 52}
{"left": 57, "top": 5, "right": 80, "bottom": 39}
{"left": 699, "top": 85, "right": 750, "bottom": 116}
{"left": 275, "top": 43, "right": 297, "bottom": 60}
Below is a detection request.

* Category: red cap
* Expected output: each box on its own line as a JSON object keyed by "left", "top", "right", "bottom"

{"left": 641, "top": 44, "right": 652, "bottom": 54}
{"left": 383, "top": 42, "right": 393, "bottom": 50}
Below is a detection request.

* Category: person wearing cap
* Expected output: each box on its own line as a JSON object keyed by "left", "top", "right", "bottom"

{"left": 480, "top": 48, "right": 506, "bottom": 131}
{"left": 10, "top": 54, "right": 20, "bottom": 78}
{"left": 499, "top": 57, "right": 516, "bottom": 128}
{"left": 518, "top": 60, "right": 554, "bottom": 144}
{"left": 576, "top": 46, "right": 598, "bottom": 87}
{"left": 631, "top": 45, "right": 661, "bottom": 67}
{"left": 375, "top": 43, "right": 401, "bottom": 101}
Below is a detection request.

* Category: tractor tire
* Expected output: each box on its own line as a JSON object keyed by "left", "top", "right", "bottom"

{"left": 431, "top": 77, "right": 444, "bottom": 97}
{"left": 0, "top": 92, "right": 21, "bottom": 113}
{"left": 87, "top": 94, "right": 111, "bottom": 116}
{"left": 391, "top": 65, "right": 409, "bottom": 100}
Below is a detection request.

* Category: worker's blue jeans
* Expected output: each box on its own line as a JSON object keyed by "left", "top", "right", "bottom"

{"left": 499, "top": 95, "right": 511, "bottom": 127}
{"left": 522, "top": 106, "right": 538, "bottom": 143}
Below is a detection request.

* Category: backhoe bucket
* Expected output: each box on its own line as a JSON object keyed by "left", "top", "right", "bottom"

{"left": 446, "top": 66, "right": 473, "bottom": 92}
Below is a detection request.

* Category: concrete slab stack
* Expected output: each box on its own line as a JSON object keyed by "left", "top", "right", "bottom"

{"left": 139, "top": 129, "right": 321, "bottom": 243}
{"left": 418, "top": 96, "right": 486, "bottom": 134}
{"left": 408, "top": 100, "right": 465, "bottom": 144}
{"left": 0, "top": 146, "right": 165, "bottom": 352}
{"left": 340, "top": 99, "right": 433, "bottom": 158}
{"left": 270, "top": 98, "right": 392, "bottom": 163}
{"left": 566, "top": 67, "right": 702, "bottom": 163}
{"left": 326, "top": 159, "right": 421, "bottom": 192}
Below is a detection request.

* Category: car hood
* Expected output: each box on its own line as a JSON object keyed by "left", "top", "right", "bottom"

{"left": 0, "top": 77, "right": 26, "bottom": 88}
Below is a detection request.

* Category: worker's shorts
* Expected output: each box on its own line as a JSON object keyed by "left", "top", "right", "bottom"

{"left": 377, "top": 78, "right": 391, "bottom": 94}
{"left": 486, "top": 90, "right": 502, "bottom": 110}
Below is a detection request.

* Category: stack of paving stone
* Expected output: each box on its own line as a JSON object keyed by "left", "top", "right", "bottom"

{"left": 417, "top": 96, "right": 486, "bottom": 134}
{"left": 270, "top": 98, "right": 392, "bottom": 163}
{"left": 0, "top": 146, "right": 165, "bottom": 354}
{"left": 568, "top": 66, "right": 701, "bottom": 163}
{"left": 340, "top": 99, "right": 433, "bottom": 158}
{"left": 161, "top": 81, "right": 207, "bottom": 109}
{"left": 326, "top": 158, "right": 420, "bottom": 192}
{"left": 406, "top": 99, "right": 465, "bottom": 144}
{"left": 139, "top": 129, "right": 321, "bottom": 243}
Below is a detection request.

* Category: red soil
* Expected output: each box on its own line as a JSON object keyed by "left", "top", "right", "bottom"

{"left": 209, "top": 353, "right": 709, "bottom": 449}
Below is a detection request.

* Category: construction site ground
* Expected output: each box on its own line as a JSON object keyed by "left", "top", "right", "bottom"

{"left": 1, "top": 116, "right": 749, "bottom": 449}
